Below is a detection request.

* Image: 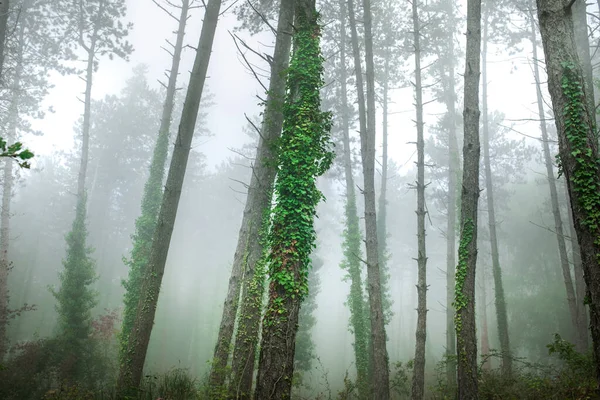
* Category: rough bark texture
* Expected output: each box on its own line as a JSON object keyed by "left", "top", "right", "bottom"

{"left": 361, "top": 0, "right": 390, "bottom": 394}
{"left": 228, "top": 1, "right": 294, "bottom": 397}
{"left": 338, "top": 0, "right": 369, "bottom": 396}
{"left": 411, "top": 1, "right": 427, "bottom": 399}
{"left": 535, "top": 0, "right": 600, "bottom": 391}
{"left": 0, "top": 19, "right": 21, "bottom": 360}
{"left": 481, "top": 13, "right": 511, "bottom": 376}
{"left": 566, "top": 186, "right": 589, "bottom": 351}
{"left": 443, "top": 0, "right": 459, "bottom": 387}
{"left": 0, "top": 0, "right": 9, "bottom": 80}
{"left": 254, "top": 0, "right": 331, "bottom": 396}
{"left": 455, "top": 0, "right": 481, "bottom": 398}
{"left": 115, "top": 0, "right": 221, "bottom": 393}
{"left": 120, "top": 0, "right": 189, "bottom": 367}
{"left": 528, "top": 2, "right": 585, "bottom": 352}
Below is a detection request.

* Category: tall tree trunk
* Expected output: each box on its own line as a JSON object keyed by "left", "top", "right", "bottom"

{"left": 535, "top": 0, "right": 600, "bottom": 391}
{"left": 338, "top": 0, "right": 369, "bottom": 396}
{"left": 481, "top": 9, "right": 511, "bottom": 376}
{"left": 115, "top": 0, "right": 221, "bottom": 393}
{"left": 361, "top": 0, "right": 390, "bottom": 394}
{"left": 227, "top": 1, "right": 294, "bottom": 397}
{"left": 566, "top": 184, "right": 589, "bottom": 351}
{"left": 377, "top": 49, "right": 391, "bottom": 325}
{"left": 120, "top": 0, "right": 189, "bottom": 367}
{"left": 0, "top": 0, "right": 9, "bottom": 81}
{"left": 0, "top": 18, "right": 22, "bottom": 360}
{"left": 480, "top": 263, "right": 491, "bottom": 371}
{"left": 411, "top": 1, "right": 427, "bottom": 398}
{"left": 443, "top": 0, "right": 459, "bottom": 387}
{"left": 455, "top": 0, "right": 481, "bottom": 398}
{"left": 528, "top": 0, "right": 585, "bottom": 352}
{"left": 253, "top": 0, "right": 332, "bottom": 396}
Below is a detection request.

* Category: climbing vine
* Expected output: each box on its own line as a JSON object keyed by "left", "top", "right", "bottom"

{"left": 454, "top": 218, "right": 474, "bottom": 349}
{"left": 265, "top": 8, "right": 333, "bottom": 322}
{"left": 561, "top": 62, "right": 600, "bottom": 257}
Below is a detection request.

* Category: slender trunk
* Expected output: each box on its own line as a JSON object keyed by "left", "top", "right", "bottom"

{"left": 0, "top": 0, "right": 9, "bottom": 81}
{"left": 115, "top": 0, "right": 221, "bottom": 393}
{"left": 444, "top": 0, "right": 459, "bottom": 387}
{"left": 535, "top": 0, "right": 600, "bottom": 391}
{"left": 120, "top": 0, "right": 189, "bottom": 366}
{"left": 481, "top": 10, "right": 511, "bottom": 376}
{"left": 0, "top": 19, "right": 22, "bottom": 360}
{"left": 455, "top": 0, "right": 481, "bottom": 398}
{"left": 338, "top": 0, "right": 369, "bottom": 396}
{"left": 227, "top": 1, "right": 294, "bottom": 397}
{"left": 528, "top": 1, "right": 583, "bottom": 351}
{"left": 411, "top": 1, "right": 427, "bottom": 398}
{"left": 347, "top": 0, "right": 372, "bottom": 379}
{"left": 254, "top": 0, "right": 331, "bottom": 396}
{"left": 361, "top": 0, "right": 389, "bottom": 394}
{"left": 480, "top": 264, "right": 491, "bottom": 371}
{"left": 377, "top": 49, "right": 390, "bottom": 326}
{"left": 566, "top": 183, "right": 589, "bottom": 351}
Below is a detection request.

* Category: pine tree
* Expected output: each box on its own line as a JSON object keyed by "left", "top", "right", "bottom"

{"left": 535, "top": 0, "right": 600, "bottom": 390}
{"left": 254, "top": 0, "right": 333, "bottom": 395}
{"left": 455, "top": 0, "right": 481, "bottom": 397}
{"left": 119, "top": 0, "right": 190, "bottom": 368}
{"left": 115, "top": 0, "right": 221, "bottom": 393}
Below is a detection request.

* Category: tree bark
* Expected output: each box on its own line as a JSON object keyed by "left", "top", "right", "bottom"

{"left": 411, "top": 1, "right": 427, "bottom": 399}
{"left": 455, "top": 0, "right": 481, "bottom": 398}
{"left": 443, "top": 0, "right": 459, "bottom": 388}
{"left": 115, "top": 0, "right": 221, "bottom": 393}
{"left": 338, "top": 0, "right": 369, "bottom": 396}
{"left": 227, "top": 1, "right": 294, "bottom": 397}
{"left": 361, "top": 0, "right": 390, "bottom": 394}
{"left": 120, "top": 0, "right": 189, "bottom": 367}
{"left": 0, "top": 17, "right": 22, "bottom": 360}
{"left": 565, "top": 186, "right": 589, "bottom": 351}
{"left": 253, "top": 0, "right": 331, "bottom": 396}
{"left": 535, "top": 0, "right": 600, "bottom": 391}
{"left": 481, "top": 9, "right": 511, "bottom": 376}
{"left": 572, "top": 0, "right": 596, "bottom": 129}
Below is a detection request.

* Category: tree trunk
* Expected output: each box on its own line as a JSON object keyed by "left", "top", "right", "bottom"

{"left": 455, "top": 0, "right": 481, "bottom": 398}
{"left": 480, "top": 263, "right": 491, "bottom": 371}
{"left": 253, "top": 0, "right": 331, "bottom": 396}
{"left": 361, "top": 0, "right": 390, "bottom": 394}
{"left": 0, "top": 18, "right": 22, "bottom": 360}
{"left": 227, "top": 1, "right": 294, "bottom": 397}
{"left": 535, "top": 0, "right": 600, "bottom": 391}
{"left": 531, "top": 0, "right": 587, "bottom": 354}
{"left": 377, "top": 47, "right": 391, "bottom": 326}
{"left": 0, "top": 0, "right": 9, "bottom": 81}
{"left": 565, "top": 183, "right": 589, "bottom": 351}
{"left": 115, "top": 0, "right": 221, "bottom": 393}
{"left": 481, "top": 9, "right": 511, "bottom": 376}
{"left": 120, "top": 0, "right": 189, "bottom": 367}
{"left": 338, "top": 0, "right": 369, "bottom": 396}
{"left": 411, "top": 1, "right": 427, "bottom": 399}
{"left": 443, "top": 0, "right": 459, "bottom": 388}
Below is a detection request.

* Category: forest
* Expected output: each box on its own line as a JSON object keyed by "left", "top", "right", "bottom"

{"left": 0, "top": 0, "right": 599, "bottom": 398}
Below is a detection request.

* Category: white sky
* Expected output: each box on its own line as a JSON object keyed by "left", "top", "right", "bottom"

{"left": 27, "top": 0, "right": 553, "bottom": 174}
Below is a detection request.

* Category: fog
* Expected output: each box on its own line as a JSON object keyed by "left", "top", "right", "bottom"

{"left": 0, "top": 0, "right": 598, "bottom": 398}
